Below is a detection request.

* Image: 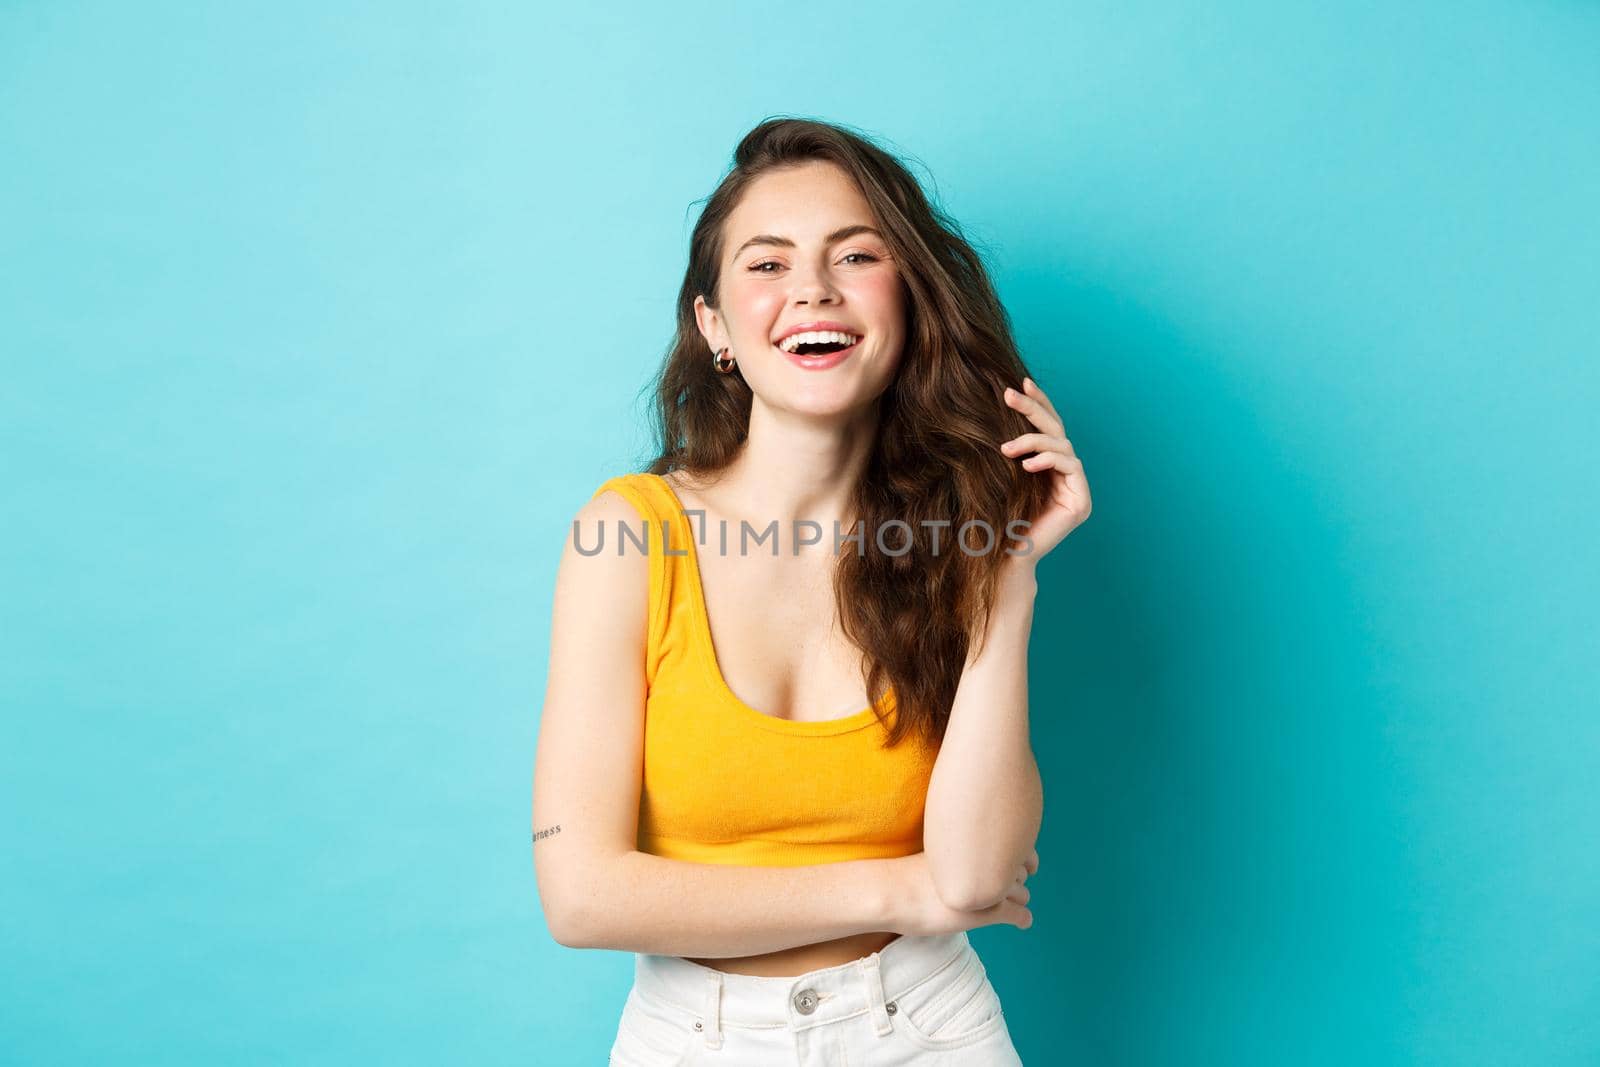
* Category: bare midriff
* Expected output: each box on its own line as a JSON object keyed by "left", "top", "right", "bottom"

{"left": 684, "top": 930, "right": 903, "bottom": 977}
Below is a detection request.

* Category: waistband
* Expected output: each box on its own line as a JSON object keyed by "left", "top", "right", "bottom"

{"left": 632, "top": 931, "right": 972, "bottom": 1047}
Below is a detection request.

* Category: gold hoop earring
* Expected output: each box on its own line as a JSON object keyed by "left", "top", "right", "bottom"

{"left": 713, "top": 347, "right": 736, "bottom": 374}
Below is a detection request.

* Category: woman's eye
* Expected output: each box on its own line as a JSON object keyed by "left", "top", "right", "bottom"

{"left": 747, "top": 252, "right": 878, "bottom": 274}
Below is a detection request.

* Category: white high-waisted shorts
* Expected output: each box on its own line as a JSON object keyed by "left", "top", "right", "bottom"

{"left": 609, "top": 930, "right": 1024, "bottom": 1065}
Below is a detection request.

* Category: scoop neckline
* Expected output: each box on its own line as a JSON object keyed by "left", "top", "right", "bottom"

{"left": 646, "top": 472, "right": 894, "bottom": 737}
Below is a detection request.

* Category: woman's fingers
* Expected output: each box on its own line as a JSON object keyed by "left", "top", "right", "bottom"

{"left": 1002, "top": 383, "right": 1064, "bottom": 438}
{"left": 1022, "top": 376, "right": 1064, "bottom": 428}
{"left": 998, "top": 846, "right": 1040, "bottom": 929}
{"left": 1022, "top": 450, "right": 1086, "bottom": 475}
{"left": 978, "top": 891, "right": 1034, "bottom": 931}
{"left": 999, "top": 432, "right": 1078, "bottom": 461}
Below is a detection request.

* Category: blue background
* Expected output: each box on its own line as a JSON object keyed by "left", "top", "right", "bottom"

{"left": 3, "top": 2, "right": 1596, "bottom": 1064}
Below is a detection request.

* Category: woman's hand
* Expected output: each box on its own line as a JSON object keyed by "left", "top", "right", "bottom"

{"left": 999, "top": 376, "right": 1092, "bottom": 565}
{"left": 883, "top": 848, "right": 1039, "bottom": 935}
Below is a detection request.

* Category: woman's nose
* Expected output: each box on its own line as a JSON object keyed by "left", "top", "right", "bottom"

{"left": 790, "top": 272, "right": 840, "bottom": 305}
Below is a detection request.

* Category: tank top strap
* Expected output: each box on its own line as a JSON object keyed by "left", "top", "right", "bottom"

{"left": 591, "top": 473, "right": 694, "bottom": 550}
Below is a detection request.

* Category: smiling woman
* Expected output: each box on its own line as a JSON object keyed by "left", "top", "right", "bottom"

{"left": 533, "top": 116, "right": 1090, "bottom": 1066}
{"left": 693, "top": 161, "right": 910, "bottom": 420}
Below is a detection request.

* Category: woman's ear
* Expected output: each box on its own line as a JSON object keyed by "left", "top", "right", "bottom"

{"left": 693, "top": 294, "right": 727, "bottom": 354}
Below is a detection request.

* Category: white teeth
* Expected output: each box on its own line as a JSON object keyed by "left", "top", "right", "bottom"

{"left": 778, "top": 330, "right": 861, "bottom": 354}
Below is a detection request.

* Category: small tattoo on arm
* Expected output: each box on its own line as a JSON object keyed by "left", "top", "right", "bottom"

{"left": 533, "top": 824, "right": 562, "bottom": 843}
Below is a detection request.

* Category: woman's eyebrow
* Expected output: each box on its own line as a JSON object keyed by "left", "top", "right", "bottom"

{"left": 730, "top": 224, "right": 883, "bottom": 260}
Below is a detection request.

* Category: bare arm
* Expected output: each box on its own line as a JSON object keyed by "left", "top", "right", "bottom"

{"left": 531, "top": 492, "right": 891, "bottom": 955}
{"left": 552, "top": 850, "right": 898, "bottom": 956}
{"left": 554, "top": 848, "right": 1033, "bottom": 956}
{"left": 922, "top": 559, "right": 1045, "bottom": 911}
{"left": 533, "top": 491, "right": 1033, "bottom": 954}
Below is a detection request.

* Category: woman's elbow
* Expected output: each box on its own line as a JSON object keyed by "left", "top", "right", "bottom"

{"left": 535, "top": 858, "right": 602, "bottom": 948}
{"left": 543, "top": 885, "right": 609, "bottom": 948}
{"left": 935, "top": 876, "right": 1010, "bottom": 914}
{"left": 927, "top": 857, "right": 1008, "bottom": 912}
{"left": 549, "top": 916, "right": 595, "bottom": 949}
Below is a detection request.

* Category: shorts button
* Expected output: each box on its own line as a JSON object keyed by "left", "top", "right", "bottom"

{"left": 885, "top": 1001, "right": 898, "bottom": 1015}
{"left": 793, "top": 988, "right": 819, "bottom": 1015}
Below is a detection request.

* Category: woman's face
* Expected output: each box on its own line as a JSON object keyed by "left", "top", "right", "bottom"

{"left": 695, "top": 160, "right": 907, "bottom": 418}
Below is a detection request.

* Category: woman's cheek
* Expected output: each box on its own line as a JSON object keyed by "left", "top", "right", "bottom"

{"left": 729, "top": 286, "right": 786, "bottom": 338}
{"left": 853, "top": 271, "right": 905, "bottom": 317}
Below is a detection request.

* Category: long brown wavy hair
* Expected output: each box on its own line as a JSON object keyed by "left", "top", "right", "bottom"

{"left": 640, "top": 116, "right": 1052, "bottom": 752}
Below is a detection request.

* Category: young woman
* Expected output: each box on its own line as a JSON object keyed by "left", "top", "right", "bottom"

{"left": 533, "top": 117, "right": 1091, "bottom": 1065}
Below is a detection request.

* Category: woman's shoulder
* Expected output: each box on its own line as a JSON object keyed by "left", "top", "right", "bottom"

{"left": 590, "top": 468, "right": 712, "bottom": 517}
{"left": 586, "top": 470, "right": 663, "bottom": 516}
{"left": 590, "top": 469, "right": 654, "bottom": 494}
{"left": 560, "top": 477, "right": 654, "bottom": 599}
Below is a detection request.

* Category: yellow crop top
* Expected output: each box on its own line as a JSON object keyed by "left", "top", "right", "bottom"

{"left": 591, "top": 472, "right": 938, "bottom": 867}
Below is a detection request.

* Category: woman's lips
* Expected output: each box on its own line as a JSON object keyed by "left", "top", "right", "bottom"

{"left": 777, "top": 337, "right": 861, "bottom": 370}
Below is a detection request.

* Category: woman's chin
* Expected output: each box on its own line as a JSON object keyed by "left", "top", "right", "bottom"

{"left": 779, "top": 391, "right": 884, "bottom": 420}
